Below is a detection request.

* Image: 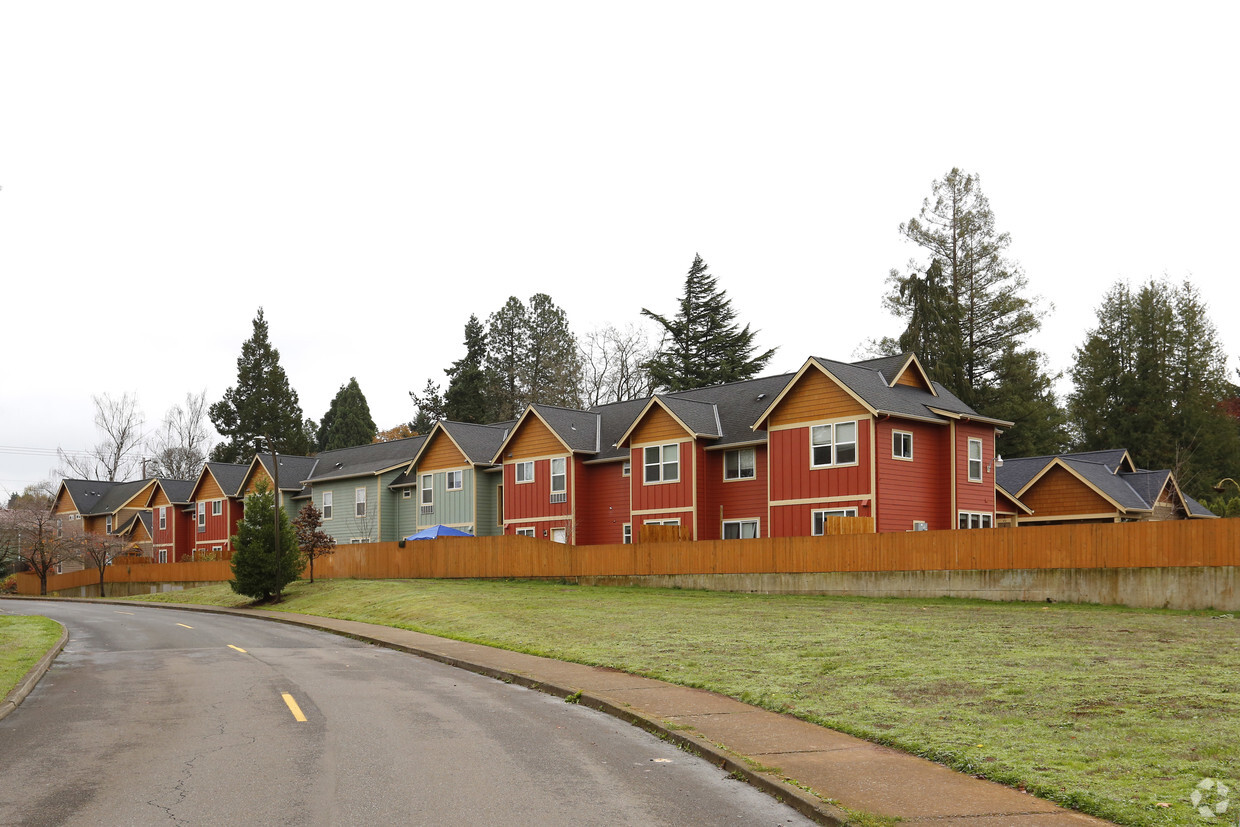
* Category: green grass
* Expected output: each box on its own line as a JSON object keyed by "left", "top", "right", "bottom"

{"left": 129, "top": 580, "right": 1239, "bottom": 826}
{"left": 0, "top": 616, "right": 62, "bottom": 700}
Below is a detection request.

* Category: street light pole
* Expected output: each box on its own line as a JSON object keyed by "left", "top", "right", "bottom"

{"left": 264, "top": 434, "right": 283, "bottom": 603}
{"left": 1213, "top": 478, "right": 1240, "bottom": 495}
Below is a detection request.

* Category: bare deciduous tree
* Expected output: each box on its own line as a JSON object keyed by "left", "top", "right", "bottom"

{"left": 147, "top": 391, "right": 213, "bottom": 479}
{"left": 57, "top": 392, "right": 146, "bottom": 481}
{"left": 579, "top": 324, "right": 656, "bottom": 407}
{"left": 0, "top": 502, "right": 74, "bottom": 595}
{"left": 76, "top": 532, "right": 127, "bottom": 598}
{"left": 293, "top": 502, "right": 336, "bottom": 584}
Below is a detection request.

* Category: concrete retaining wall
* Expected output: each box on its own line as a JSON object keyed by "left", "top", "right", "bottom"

{"left": 50, "top": 581, "right": 224, "bottom": 599}
{"left": 579, "top": 566, "right": 1239, "bottom": 611}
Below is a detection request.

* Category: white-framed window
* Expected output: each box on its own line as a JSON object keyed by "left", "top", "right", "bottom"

{"left": 159, "top": 507, "right": 167, "bottom": 531}
{"left": 722, "top": 519, "right": 759, "bottom": 539}
{"left": 197, "top": 501, "right": 206, "bottom": 529}
{"left": 350, "top": 537, "right": 370, "bottom": 544}
{"left": 402, "top": 488, "right": 412, "bottom": 499}
{"left": 421, "top": 474, "right": 433, "bottom": 506}
{"left": 212, "top": 500, "right": 222, "bottom": 516}
{"left": 810, "top": 422, "right": 857, "bottom": 468}
{"left": 812, "top": 507, "right": 858, "bottom": 536}
{"left": 322, "top": 491, "right": 333, "bottom": 520}
{"left": 515, "top": 461, "right": 534, "bottom": 483}
{"left": 644, "top": 443, "right": 680, "bottom": 484}
{"left": 158, "top": 549, "right": 167, "bottom": 563}
{"left": 550, "top": 457, "right": 566, "bottom": 500}
{"left": 515, "top": 527, "right": 536, "bottom": 537}
{"left": 355, "top": 487, "right": 366, "bottom": 518}
{"left": 968, "top": 438, "right": 983, "bottom": 482}
{"left": 643, "top": 518, "right": 680, "bottom": 526}
{"left": 447, "top": 470, "right": 463, "bottom": 491}
{"left": 958, "top": 511, "right": 993, "bottom": 529}
{"left": 56, "top": 518, "right": 63, "bottom": 537}
{"left": 622, "top": 524, "right": 632, "bottom": 544}
{"left": 724, "top": 448, "right": 756, "bottom": 480}
{"left": 106, "top": 515, "right": 112, "bottom": 533}
{"left": 212, "top": 545, "right": 222, "bottom": 553}
{"left": 893, "top": 431, "right": 913, "bottom": 461}
{"left": 622, "top": 459, "right": 631, "bottom": 477}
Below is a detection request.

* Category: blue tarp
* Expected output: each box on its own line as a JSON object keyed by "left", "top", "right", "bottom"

{"left": 405, "top": 525, "right": 474, "bottom": 540}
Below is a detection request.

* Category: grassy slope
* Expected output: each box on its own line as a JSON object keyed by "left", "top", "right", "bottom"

{"left": 131, "top": 580, "right": 1238, "bottom": 827}
{"left": 0, "top": 616, "right": 61, "bottom": 699}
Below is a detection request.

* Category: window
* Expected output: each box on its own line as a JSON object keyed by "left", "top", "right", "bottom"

{"left": 159, "top": 507, "right": 167, "bottom": 531}
{"left": 515, "top": 461, "right": 534, "bottom": 483}
{"left": 643, "top": 519, "right": 680, "bottom": 526}
{"left": 623, "top": 524, "right": 632, "bottom": 544}
{"left": 402, "top": 488, "right": 412, "bottom": 499}
{"left": 724, "top": 448, "right": 755, "bottom": 480}
{"left": 515, "top": 527, "right": 535, "bottom": 537}
{"left": 893, "top": 431, "right": 913, "bottom": 460}
{"left": 968, "top": 438, "right": 983, "bottom": 482}
{"left": 350, "top": 537, "right": 370, "bottom": 544}
{"left": 622, "top": 460, "right": 630, "bottom": 477}
{"left": 550, "top": 458, "right": 566, "bottom": 502}
{"left": 722, "top": 519, "right": 759, "bottom": 539}
{"left": 355, "top": 487, "right": 366, "bottom": 518}
{"left": 447, "top": 470, "right": 463, "bottom": 491}
{"left": 197, "top": 502, "right": 206, "bottom": 530}
{"left": 158, "top": 549, "right": 167, "bottom": 564}
{"left": 811, "top": 422, "right": 857, "bottom": 467}
{"left": 106, "top": 515, "right": 112, "bottom": 533}
{"left": 56, "top": 518, "right": 63, "bottom": 537}
{"left": 322, "top": 491, "right": 333, "bottom": 520}
{"left": 644, "top": 443, "right": 680, "bottom": 483}
{"left": 212, "top": 545, "right": 222, "bottom": 553}
{"left": 211, "top": 500, "right": 222, "bottom": 516}
{"left": 421, "top": 474, "right": 433, "bottom": 507}
{"left": 958, "top": 511, "right": 993, "bottom": 529}
{"left": 812, "top": 507, "right": 858, "bottom": 536}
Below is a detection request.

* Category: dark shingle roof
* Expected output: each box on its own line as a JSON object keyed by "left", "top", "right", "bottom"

{"left": 205, "top": 462, "right": 250, "bottom": 498}
{"left": 659, "top": 397, "right": 721, "bottom": 438}
{"left": 76, "top": 479, "right": 155, "bottom": 515}
{"left": 670, "top": 373, "right": 793, "bottom": 447}
{"left": 1062, "top": 458, "right": 1150, "bottom": 512}
{"left": 156, "top": 478, "right": 196, "bottom": 504}
{"left": 440, "top": 421, "right": 511, "bottom": 465}
{"left": 812, "top": 357, "right": 986, "bottom": 423}
{"left": 849, "top": 353, "right": 914, "bottom": 384}
{"left": 1120, "top": 469, "right": 1171, "bottom": 508}
{"left": 255, "top": 455, "right": 319, "bottom": 491}
{"left": 529, "top": 405, "right": 601, "bottom": 453}
{"left": 1183, "top": 493, "right": 1217, "bottom": 518}
{"left": 995, "top": 457, "right": 1048, "bottom": 495}
{"left": 59, "top": 479, "right": 111, "bottom": 514}
{"left": 304, "top": 438, "right": 426, "bottom": 483}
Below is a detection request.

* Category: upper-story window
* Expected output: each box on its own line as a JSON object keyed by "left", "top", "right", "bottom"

{"left": 355, "top": 487, "right": 366, "bottom": 518}
{"left": 421, "top": 474, "right": 433, "bottom": 506}
{"left": 622, "top": 459, "right": 630, "bottom": 477}
{"left": 197, "top": 501, "right": 206, "bottom": 529}
{"left": 515, "top": 461, "right": 534, "bottom": 483}
{"left": 446, "top": 470, "right": 463, "bottom": 491}
{"left": 811, "top": 421, "right": 857, "bottom": 467}
{"left": 106, "top": 515, "right": 113, "bottom": 533}
{"left": 550, "top": 458, "right": 566, "bottom": 493}
{"left": 893, "top": 431, "right": 913, "bottom": 460}
{"left": 644, "top": 443, "right": 680, "bottom": 484}
{"left": 211, "top": 500, "right": 222, "bottom": 516}
{"left": 968, "top": 438, "right": 983, "bottom": 482}
{"left": 159, "top": 507, "right": 167, "bottom": 531}
{"left": 322, "top": 491, "right": 333, "bottom": 520}
{"left": 724, "top": 448, "right": 755, "bottom": 480}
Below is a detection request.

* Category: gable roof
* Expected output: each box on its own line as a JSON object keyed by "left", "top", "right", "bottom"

{"left": 192, "top": 462, "right": 250, "bottom": 501}
{"left": 116, "top": 511, "right": 154, "bottom": 541}
{"left": 304, "top": 437, "right": 426, "bottom": 484}
{"left": 56, "top": 478, "right": 156, "bottom": 517}
{"left": 153, "top": 478, "right": 196, "bottom": 505}
{"left": 491, "top": 405, "right": 598, "bottom": 462}
{"left": 253, "top": 453, "right": 319, "bottom": 492}
{"left": 851, "top": 353, "right": 937, "bottom": 394}
{"left": 411, "top": 421, "right": 511, "bottom": 472}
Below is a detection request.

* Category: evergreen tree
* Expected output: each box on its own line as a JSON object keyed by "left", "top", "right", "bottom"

{"left": 523, "top": 293, "right": 583, "bottom": 409}
{"left": 318, "top": 377, "right": 377, "bottom": 451}
{"left": 1068, "top": 278, "right": 1240, "bottom": 497}
{"left": 642, "top": 254, "right": 776, "bottom": 392}
{"left": 409, "top": 379, "right": 447, "bottom": 434}
{"left": 209, "top": 309, "right": 313, "bottom": 462}
{"left": 884, "top": 169, "right": 1046, "bottom": 407}
{"left": 444, "top": 315, "right": 493, "bottom": 423}
{"left": 229, "top": 479, "right": 302, "bottom": 602}
{"left": 485, "top": 297, "right": 528, "bottom": 420}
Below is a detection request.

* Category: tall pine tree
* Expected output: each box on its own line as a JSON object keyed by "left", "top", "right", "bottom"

{"left": 485, "top": 297, "right": 528, "bottom": 420}
{"left": 210, "top": 308, "right": 313, "bottom": 462}
{"left": 444, "top": 315, "right": 493, "bottom": 423}
{"left": 1068, "top": 278, "right": 1239, "bottom": 497}
{"left": 642, "top": 254, "right": 775, "bottom": 392}
{"left": 317, "top": 377, "right": 377, "bottom": 451}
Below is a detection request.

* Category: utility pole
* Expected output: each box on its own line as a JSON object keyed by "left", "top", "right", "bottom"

{"left": 265, "top": 435, "right": 283, "bottom": 603}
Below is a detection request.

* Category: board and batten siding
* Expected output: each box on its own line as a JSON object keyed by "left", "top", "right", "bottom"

{"left": 473, "top": 469, "right": 503, "bottom": 537}
{"left": 418, "top": 467, "right": 478, "bottom": 531}
{"left": 315, "top": 476, "right": 382, "bottom": 543}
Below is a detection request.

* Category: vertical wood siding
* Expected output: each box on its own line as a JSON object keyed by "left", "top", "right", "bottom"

{"left": 768, "top": 424, "right": 871, "bottom": 503}
{"left": 955, "top": 423, "right": 996, "bottom": 515}
{"left": 1020, "top": 465, "right": 1115, "bottom": 516}
{"left": 876, "top": 419, "right": 950, "bottom": 531}
{"left": 698, "top": 445, "right": 769, "bottom": 539}
{"left": 420, "top": 433, "right": 467, "bottom": 470}
{"left": 630, "top": 441, "right": 694, "bottom": 513}
{"left": 508, "top": 416, "right": 566, "bottom": 459}
{"left": 575, "top": 459, "right": 631, "bottom": 546}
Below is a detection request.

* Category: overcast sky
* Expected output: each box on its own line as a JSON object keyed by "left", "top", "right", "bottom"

{"left": 2, "top": 2, "right": 1238, "bottom": 497}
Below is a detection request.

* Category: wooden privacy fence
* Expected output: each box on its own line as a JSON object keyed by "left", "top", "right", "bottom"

{"left": 15, "top": 518, "right": 1239, "bottom": 595}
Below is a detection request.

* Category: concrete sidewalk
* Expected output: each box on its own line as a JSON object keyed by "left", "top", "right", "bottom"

{"left": 141, "top": 600, "right": 1110, "bottom": 826}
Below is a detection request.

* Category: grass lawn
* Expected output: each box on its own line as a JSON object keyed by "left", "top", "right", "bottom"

{"left": 0, "top": 616, "right": 62, "bottom": 700}
{"left": 130, "top": 580, "right": 1238, "bottom": 826}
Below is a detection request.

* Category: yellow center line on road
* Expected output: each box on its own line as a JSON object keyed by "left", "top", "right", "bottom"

{"left": 281, "top": 693, "right": 308, "bottom": 722}
{"left": 176, "top": 623, "right": 193, "bottom": 629}
{"left": 227, "top": 644, "right": 248, "bottom": 653}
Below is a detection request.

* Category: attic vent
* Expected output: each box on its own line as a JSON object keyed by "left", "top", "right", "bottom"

{"left": 570, "top": 424, "right": 576, "bottom": 430}
{"left": 335, "top": 462, "right": 343, "bottom": 468}
{"left": 756, "top": 394, "right": 765, "bottom": 400}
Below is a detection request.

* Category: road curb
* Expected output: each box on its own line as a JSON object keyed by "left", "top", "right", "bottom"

{"left": 0, "top": 619, "right": 68, "bottom": 723}
{"left": 3, "top": 596, "right": 848, "bottom": 824}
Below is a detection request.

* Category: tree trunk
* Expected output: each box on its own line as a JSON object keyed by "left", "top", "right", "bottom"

{"left": 39, "top": 573, "right": 47, "bottom": 596}
{"left": 98, "top": 568, "right": 107, "bottom": 598}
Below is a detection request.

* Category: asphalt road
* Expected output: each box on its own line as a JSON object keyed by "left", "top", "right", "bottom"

{"left": 0, "top": 600, "right": 812, "bottom": 826}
